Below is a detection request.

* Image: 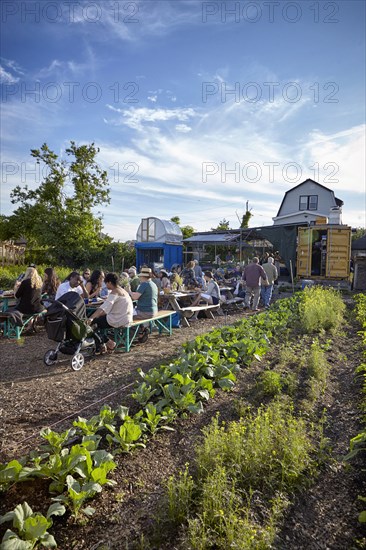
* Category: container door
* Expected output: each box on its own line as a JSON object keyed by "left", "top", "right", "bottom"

{"left": 297, "top": 228, "right": 312, "bottom": 277}
{"left": 326, "top": 228, "right": 351, "bottom": 278}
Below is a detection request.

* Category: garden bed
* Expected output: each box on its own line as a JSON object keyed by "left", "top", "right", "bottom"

{"left": 1, "top": 292, "right": 366, "bottom": 549}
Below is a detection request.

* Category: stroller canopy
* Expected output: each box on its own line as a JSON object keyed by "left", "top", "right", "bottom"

{"left": 46, "top": 291, "right": 87, "bottom": 320}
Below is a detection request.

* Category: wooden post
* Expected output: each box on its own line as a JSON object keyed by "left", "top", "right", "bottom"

{"left": 290, "top": 260, "right": 295, "bottom": 293}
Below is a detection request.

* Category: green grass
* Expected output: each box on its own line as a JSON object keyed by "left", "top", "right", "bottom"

{"left": 0, "top": 265, "right": 77, "bottom": 288}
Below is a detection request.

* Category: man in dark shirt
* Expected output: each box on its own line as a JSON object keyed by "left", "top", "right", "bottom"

{"left": 242, "top": 257, "right": 267, "bottom": 310}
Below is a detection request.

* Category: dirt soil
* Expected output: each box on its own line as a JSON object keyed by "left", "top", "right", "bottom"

{"left": 1, "top": 298, "right": 366, "bottom": 549}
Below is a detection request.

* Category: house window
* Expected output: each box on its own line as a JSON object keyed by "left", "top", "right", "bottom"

{"left": 299, "top": 195, "right": 318, "bottom": 211}
{"left": 308, "top": 195, "right": 318, "bottom": 210}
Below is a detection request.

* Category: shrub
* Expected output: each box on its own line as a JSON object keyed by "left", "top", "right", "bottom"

{"left": 258, "top": 370, "right": 283, "bottom": 397}
{"left": 299, "top": 286, "right": 345, "bottom": 333}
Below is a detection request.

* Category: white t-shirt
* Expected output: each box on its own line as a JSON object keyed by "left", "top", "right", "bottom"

{"left": 55, "top": 282, "right": 83, "bottom": 300}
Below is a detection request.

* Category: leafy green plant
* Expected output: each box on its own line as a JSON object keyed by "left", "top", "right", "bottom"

{"left": 140, "top": 403, "right": 175, "bottom": 435}
{"left": 105, "top": 418, "right": 145, "bottom": 453}
{"left": 68, "top": 445, "right": 116, "bottom": 487}
{"left": 52, "top": 475, "right": 102, "bottom": 518}
{"left": 0, "top": 502, "right": 65, "bottom": 549}
{"left": 39, "top": 428, "right": 76, "bottom": 455}
{"left": 0, "top": 458, "right": 38, "bottom": 493}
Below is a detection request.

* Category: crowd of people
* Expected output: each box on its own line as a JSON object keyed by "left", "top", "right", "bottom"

{"left": 4, "top": 252, "right": 281, "bottom": 349}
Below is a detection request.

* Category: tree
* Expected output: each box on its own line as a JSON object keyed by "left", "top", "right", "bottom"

{"left": 7, "top": 142, "right": 111, "bottom": 264}
{"left": 170, "top": 216, "right": 195, "bottom": 240}
{"left": 240, "top": 201, "right": 252, "bottom": 228}
{"left": 212, "top": 219, "right": 230, "bottom": 231}
{"left": 352, "top": 227, "right": 366, "bottom": 241}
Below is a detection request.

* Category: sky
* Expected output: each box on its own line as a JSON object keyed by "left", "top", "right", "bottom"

{"left": 1, "top": 0, "right": 365, "bottom": 241}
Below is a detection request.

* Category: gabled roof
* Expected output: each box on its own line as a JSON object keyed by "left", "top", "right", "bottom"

{"left": 276, "top": 179, "right": 343, "bottom": 217}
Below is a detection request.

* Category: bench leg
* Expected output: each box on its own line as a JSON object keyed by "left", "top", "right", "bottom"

{"left": 204, "top": 310, "right": 215, "bottom": 319}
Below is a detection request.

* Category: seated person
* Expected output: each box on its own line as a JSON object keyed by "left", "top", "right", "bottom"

{"left": 55, "top": 272, "right": 89, "bottom": 300}
{"left": 193, "top": 260, "right": 204, "bottom": 287}
{"left": 213, "top": 268, "right": 225, "bottom": 283}
{"left": 86, "top": 272, "right": 133, "bottom": 352}
{"left": 181, "top": 261, "right": 199, "bottom": 289}
{"left": 41, "top": 267, "right": 60, "bottom": 307}
{"left": 159, "top": 269, "right": 171, "bottom": 290}
{"left": 13, "top": 263, "right": 37, "bottom": 293}
{"left": 82, "top": 268, "right": 91, "bottom": 285}
{"left": 85, "top": 270, "right": 105, "bottom": 299}
{"left": 128, "top": 267, "right": 140, "bottom": 292}
{"left": 129, "top": 267, "right": 158, "bottom": 319}
{"left": 191, "top": 271, "right": 221, "bottom": 308}
{"left": 119, "top": 272, "right": 131, "bottom": 290}
{"left": 170, "top": 273, "right": 182, "bottom": 291}
{"left": 13, "top": 266, "right": 45, "bottom": 315}
{"left": 151, "top": 269, "right": 162, "bottom": 290}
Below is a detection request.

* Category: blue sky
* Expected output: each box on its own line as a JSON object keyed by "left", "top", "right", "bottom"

{"left": 1, "top": 0, "right": 365, "bottom": 240}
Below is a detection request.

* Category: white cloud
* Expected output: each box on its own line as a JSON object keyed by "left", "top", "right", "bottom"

{"left": 147, "top": 95, "right": 157, "bottom": 102}
{"left": 0, "top": 66, "right": 20, "bottom": 84}
{"left": 175, "top": 124, "right": 191, "bottom": 133}
{"left": 106, "top": 105, "right": 198, "bottom": 131}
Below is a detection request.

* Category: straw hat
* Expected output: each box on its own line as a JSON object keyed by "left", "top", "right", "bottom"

{"left": 138, "top": 267, "right": 153, "bottom": 278}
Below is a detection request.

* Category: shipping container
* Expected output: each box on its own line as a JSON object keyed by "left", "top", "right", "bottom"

{"left": 297, "top": 225, "right": 351, "bottom": 279}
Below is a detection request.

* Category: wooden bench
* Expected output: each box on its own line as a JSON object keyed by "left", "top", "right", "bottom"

{"left": 176, "top": 303, "right": 220, "bottom": 327}
{"left": 110, "top": 310, "right": 175, "bottom": 352}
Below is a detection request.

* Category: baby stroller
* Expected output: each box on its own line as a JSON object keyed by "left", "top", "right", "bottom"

{"left": 43, "top": 292, "right": 99, "bottom": 371}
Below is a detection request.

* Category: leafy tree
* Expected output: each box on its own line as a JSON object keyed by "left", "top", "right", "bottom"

{"left": 6, "top": 142, "right": 111, "bottom": 265}
{"left": 352, "top": 227, "right": 366, "bottom": 241}
{"left": 170, "top": 216, "right": 195, "bottom": 240}
{"left": 240, "top": 210, "right": 253, "bottom": 229}
{"left": 212, "top": 218, "right": 230, "bottom": 231}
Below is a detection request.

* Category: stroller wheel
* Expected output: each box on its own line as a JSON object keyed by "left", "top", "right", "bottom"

{"left": 44, "top": 350, "right": 58, "bottom": 366}
{"left": 71, "top": 352, "right": 84, "bottom": 371}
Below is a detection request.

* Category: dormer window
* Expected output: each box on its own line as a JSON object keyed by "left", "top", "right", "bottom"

{"left": 299, "top": 195, "right": 318, "bottom": 211}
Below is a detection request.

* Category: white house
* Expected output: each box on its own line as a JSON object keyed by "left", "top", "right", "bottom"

{"left": 272, "top": 179, "right": 343, "bottom": 225}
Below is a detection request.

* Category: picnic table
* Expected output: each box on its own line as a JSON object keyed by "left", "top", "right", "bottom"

{"left": 0, "top": 292, "right": 16, "bottom": 312}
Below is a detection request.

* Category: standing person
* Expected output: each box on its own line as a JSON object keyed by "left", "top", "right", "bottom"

{"left": 85, "top": 270, "right": 105, "bottom": 299}
{"left": 261, "top": 257, "right": 278, "bottom": 309}
{"left": 129, "top": 267, "right": 158, "bottom": 319}
{"left": 13, "top": 266, "right": 45, "bottom": 314}
{"left": 41, "top": 267, "right": 60, "bottom": 306}
{"left": 274, "top": 252, "right": 281, "bottom": 285}
{"left": 55, "top": 272, "right": 89, "bottom": 300}
{"left": 242, "top": 257, "right": 267, "bottom": 311}
{"left": 86, "top": 272, "right": 134, "bottom": 353}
